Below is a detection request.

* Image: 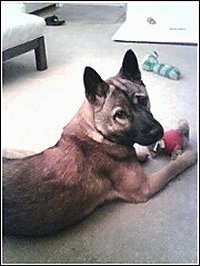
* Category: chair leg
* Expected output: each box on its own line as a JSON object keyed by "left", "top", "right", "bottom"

{"left": 34, "top": 36, "right": 47, "bottom": 70}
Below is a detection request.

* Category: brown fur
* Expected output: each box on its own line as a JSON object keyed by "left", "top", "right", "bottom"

{"left": 3, "top": 50, "right": 197, "bottom": 236}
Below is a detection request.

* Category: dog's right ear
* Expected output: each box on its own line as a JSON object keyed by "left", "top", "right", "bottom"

{"left": 83, "top": 67, "right": 109, "bottom": 105}
{"left": 119, "top": 49, "right": 141, "bottom": 81}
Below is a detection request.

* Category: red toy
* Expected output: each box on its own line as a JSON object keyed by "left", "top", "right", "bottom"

{"left": 148, "top": 119, "right": 190, "bottom": 160}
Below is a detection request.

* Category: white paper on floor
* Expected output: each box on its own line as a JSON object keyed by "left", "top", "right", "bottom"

{"left": 112, "top": 1, "right": 198, "bottom": 45}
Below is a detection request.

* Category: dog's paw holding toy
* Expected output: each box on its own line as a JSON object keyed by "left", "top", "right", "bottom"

{"left": 142, "top": 51, "right": 181, "bottom": 80}
{"left": 148, "top": 119, "right": 190, "bottom": 160}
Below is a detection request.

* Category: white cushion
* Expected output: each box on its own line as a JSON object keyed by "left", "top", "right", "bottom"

{"left": 2, "top": 3, "right": 45, "bottom": 50}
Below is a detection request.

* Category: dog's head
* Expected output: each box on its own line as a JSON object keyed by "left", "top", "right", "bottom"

{"left": 83, "top": 49, "right": 163, "bottom": 147}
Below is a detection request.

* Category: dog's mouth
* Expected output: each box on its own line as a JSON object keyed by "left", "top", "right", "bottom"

{"left": 131, "top": 108, "right": 164, "bottom": 146}
{"left": 135, "top": 126, "right": 164, "bottom": 146}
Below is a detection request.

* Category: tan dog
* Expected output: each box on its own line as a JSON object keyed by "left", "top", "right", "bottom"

{"left": 3, "top": 50, "right": 197, "bottom": 236}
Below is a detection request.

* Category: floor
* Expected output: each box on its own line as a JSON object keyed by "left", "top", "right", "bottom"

{"left": 2, "top": 4, "right": 198, "bottom": 264}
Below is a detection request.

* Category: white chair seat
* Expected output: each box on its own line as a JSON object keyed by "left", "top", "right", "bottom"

{"left": 3, "top": 13, "right": 45, "bottom": 50}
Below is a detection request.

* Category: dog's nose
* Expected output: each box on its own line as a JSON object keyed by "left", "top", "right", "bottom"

{"left": 150, "top": 124, "right": 164, "bottom": 140}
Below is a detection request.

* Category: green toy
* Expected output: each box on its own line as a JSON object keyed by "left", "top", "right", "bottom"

{"left": 142, "top": 51, "right": 181, "bottom": 80}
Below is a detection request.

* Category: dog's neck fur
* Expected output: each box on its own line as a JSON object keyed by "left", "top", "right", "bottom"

{"left": 66, "top": 100, "right": 115, "bottom": 145}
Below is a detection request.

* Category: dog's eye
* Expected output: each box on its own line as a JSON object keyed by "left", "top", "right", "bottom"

{"left": 138, "top": 97, "right": 147, "bottom": 106}
{"left": 114, "top": 110, "right": 128, "bottom": 120}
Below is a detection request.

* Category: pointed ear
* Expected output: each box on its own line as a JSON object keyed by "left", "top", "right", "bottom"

{"left": 83, "top": 67, "right": 109, "bottom": 104}
{"left": 119, "top": 49, "right": 141, "bottom": 81}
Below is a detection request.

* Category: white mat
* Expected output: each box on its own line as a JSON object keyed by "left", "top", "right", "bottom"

{"left": 112, "top": 2, "right": 198, "bottom": 45}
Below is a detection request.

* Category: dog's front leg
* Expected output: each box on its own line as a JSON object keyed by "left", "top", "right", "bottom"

{"left": 144, "top": 149, "right": 197, "bottom": 198}
{"left": 112, "top": 150, "right": 197, "bottom": 203}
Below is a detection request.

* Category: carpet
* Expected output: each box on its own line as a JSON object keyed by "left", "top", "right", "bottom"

{"left": 112, "top": 2, "right": 198, "bottom": 45}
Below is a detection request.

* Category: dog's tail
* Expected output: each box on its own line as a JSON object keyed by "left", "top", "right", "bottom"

{"left": 3, "top": 149, "right": 36, "bottom": 159}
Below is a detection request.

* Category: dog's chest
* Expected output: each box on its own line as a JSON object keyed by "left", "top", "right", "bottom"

{"left": 77, "top": 139, "right": 136, "bottom": 183}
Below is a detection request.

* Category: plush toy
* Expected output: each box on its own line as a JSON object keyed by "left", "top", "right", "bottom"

{"left": 148, "top": 119, "right": 190, "bottom": 160}
{"left": 142, "top": 51, "right": 181, "bottom": 80}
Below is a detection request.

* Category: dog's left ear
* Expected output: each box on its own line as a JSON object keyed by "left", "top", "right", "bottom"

{"left": 119, "top": 49, "right": 141, "bottom": 81}
{"left": 84, "top": 67, "right": 109, "bottom": 105}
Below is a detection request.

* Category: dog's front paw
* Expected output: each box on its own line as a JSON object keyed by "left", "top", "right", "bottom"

{"left": 177, "top": 149, "right": 197, "bottom": 167}
{"left": 171, "top": 149, "right": 182, "bottom": 160}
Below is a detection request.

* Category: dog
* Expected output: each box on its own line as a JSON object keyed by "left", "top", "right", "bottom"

{"left": 3, "top": 50, "right": 197, "bottom": 236}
